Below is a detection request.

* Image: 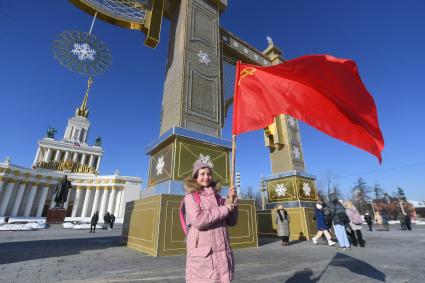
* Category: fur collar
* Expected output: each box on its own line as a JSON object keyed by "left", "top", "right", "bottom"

{"left": 184, "top": 177, "right": 221, "bottom": 193}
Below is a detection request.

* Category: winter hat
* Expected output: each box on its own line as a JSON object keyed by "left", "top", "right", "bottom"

{"left": 315, "top": 203, "right": 323, "bottom": 209}
{"left": 192, "top": 161, "right": 212, "bottom": 178}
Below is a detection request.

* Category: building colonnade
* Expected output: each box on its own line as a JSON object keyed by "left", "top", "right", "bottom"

{"left": 0, "top": 174, "right": 125, "bottom": 218}
{"left": 34, "top": 147, "right": 102, "bottom": 171}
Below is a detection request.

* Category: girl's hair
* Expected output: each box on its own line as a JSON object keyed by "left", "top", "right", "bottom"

{"left": 184, "top": 169, "right": 221, "bottom": 193}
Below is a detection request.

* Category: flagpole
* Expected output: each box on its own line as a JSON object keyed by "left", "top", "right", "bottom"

{"left": 230, "top": 60, "right": 240, "bottom": 203}
{"left": 230, "top": 134, "right": 236, "bottom": 191}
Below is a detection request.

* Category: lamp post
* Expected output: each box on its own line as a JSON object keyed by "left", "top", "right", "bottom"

{"left": 260, "top": 174, "right": 266, "bottom": 210}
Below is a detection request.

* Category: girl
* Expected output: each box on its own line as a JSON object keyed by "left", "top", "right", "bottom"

{"left": 312, "top": 203, "right": 336, "bottom": 246}
{"left": 184, "top": 161, "right": 238, "bottom": 283}
{"left": 344, "top": 200, "right": 365, "bottom": 247}
{"left": 275, "top": 204, "right": 290, "bottom": 246}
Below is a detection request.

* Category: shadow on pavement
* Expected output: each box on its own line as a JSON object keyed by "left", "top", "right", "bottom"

{"left": 284, "top": 252, "right": 386, "bottom": 282}
{"left": 0, "top": 236, "right": 121, "bottom": 265}
{"left": 327, "top": 252, "right": 386, "bottom": 281}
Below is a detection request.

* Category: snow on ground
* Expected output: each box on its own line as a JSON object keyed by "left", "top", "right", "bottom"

{"left": 0, "top": 222, "right": 47, "bottom": 231}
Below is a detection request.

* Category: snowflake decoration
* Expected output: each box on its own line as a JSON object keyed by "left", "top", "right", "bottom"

{"left": 254, "top": 54, "right": 259, "bottom": 60}
{"left": 53, "top": 31, "right": 111, "bottom": 76}
{"left": 292, "top": 146, "right": 301, "bottom": 160}
{"left": 197, "top": 50, "right": 210, "bottom": 65}
{"left": 302, "top": 182, "right": 312, "bottom": 197}
{"left": 243, "top": 48, "right": 249, "bottom": 54}
{"left": 195, "top": 154, "right": 214, "bottom": 168}
{"left": 222, "top": 36, "right": 228, "bottom": 41}
{"left": 71, "top": 43, "right": 96, "bottom": 61}
{"left": 267, "top": 35, "right": 273, "bottom": 45}
{"left": 263, "top": 60, "right": 268, "bottom": 65}
{"left": 233, "top": 41, "right": 239, "bottom": 47}
{"left": 156, "top": 155, "right": 165, "bottom": 175}
{"left": 288, "top": 116, "right": 296, "bottom": 127}
{"left": 275, "top": 183, "right": 287, "bottom": 197}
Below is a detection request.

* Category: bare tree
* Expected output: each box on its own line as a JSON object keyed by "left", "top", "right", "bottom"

{"left": 351, "top": 178, "right": 371, "bottom": 214}
{"left": 373, "top": 182, "right": 385, "bottom": 200}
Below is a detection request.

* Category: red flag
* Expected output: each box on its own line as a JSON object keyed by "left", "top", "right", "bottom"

{"left": 232, "top": 55, "right": 384, "bottom": 162}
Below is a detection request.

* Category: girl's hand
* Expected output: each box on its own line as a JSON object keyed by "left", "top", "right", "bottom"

{"left": 225, "top": 203, "right": 235, "bottom": 212}
{"left": 228, "top": 186, "right": 237, "bottom": 200}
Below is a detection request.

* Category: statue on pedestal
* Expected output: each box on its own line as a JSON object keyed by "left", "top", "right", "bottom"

{"left": 54, "top": 175, "right": 72, "bottom": 208}
{"left": 46, "top": 126, "right": 57, "bottom": 138}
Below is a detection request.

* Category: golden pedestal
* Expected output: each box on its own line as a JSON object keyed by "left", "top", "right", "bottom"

{"left": 121, "top": 194, "right": 258, "bottom": 256}
{"left": 257, "top": 207, "right": 317, "bottom": 240}
{"left": 259, "top": 172, "right": 319, "bottom": 240}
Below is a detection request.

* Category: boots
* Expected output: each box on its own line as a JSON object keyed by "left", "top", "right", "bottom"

{"left": 355, "top": 230, "right": 365, "bottom": 247}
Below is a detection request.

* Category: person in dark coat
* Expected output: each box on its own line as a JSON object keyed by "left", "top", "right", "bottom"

{"left": 399, "top": 213, "right": 407, "bottom": 230}
{"left": 103, "top": 212, "right": 111, "bottom": 230}
{"left": 275, "top": 204, "right": 290, "bottom": 246}
{"left": 110, "top": 214, "right": 116, "bottom": 229}
{"left": 364, "top": 212, "right": 373, "bottom": 231}
{"left": 90, "top": 211, "right": 99, "bottom": 233}
{"left": 329, "top": 194, "right": 351, "bottom": 249}
{"left": 312, "top": 203, "right": 336, "bottom": 246}
{"left": 405, "top": 213, "right": 412, "bottom": 231}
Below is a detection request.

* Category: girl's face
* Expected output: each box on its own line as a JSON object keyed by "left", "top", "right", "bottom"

{"left": 196, "top": 168, "right": 212, "bottom": 187}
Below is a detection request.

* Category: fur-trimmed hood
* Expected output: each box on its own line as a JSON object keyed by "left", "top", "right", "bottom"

{"left": 184, "top": 177, "right": 221, "bottom": 193}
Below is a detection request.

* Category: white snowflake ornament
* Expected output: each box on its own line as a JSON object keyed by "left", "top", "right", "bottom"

{"left": 197, "top": 50, "right": 210, "bottom": 65}
{"left": 302, "top": 182, "right": 312, "bottom": 197}
{"left": 288, "top": 116, "right": 296, "bottom": 127}
{"left": 292, "top": 146, "right": 301, "bottom": 160}
{"left": 71, "top": 43, "right": 96, "bottom": 61}
{"left": 156, "top": 155, "right": 165, "bottom": 175}
{"left": 275, "top": 183, "right": 287, "bottom": 197}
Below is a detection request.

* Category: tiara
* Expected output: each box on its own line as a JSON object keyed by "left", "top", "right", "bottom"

{"left": 194, "top": 154, "right": 214, "bottom": 168}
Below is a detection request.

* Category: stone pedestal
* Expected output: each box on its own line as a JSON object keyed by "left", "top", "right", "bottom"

{"left": 46, "top": 208, "right": 67, "bottom": 224}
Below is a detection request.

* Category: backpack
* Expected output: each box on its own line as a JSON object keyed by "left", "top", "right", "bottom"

{"left": 179, "top": 191, "right": 222, "bottom": 236}
{"left": 347, "top": 208, "right": 363, "bottom": 225}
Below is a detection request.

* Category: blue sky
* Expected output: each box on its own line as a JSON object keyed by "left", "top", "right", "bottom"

{"left": 1, "top": 1, "right": 424, "bottom": 201}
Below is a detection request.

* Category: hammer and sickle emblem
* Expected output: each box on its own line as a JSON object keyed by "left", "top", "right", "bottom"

{"left": 238, "top": 67, "right": 256, "bottom": 86}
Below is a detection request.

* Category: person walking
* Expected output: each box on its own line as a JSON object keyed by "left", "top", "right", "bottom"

{"left": 329, "top": 194, "right": 351, "bottom": 250}
{"left": 90, "top": 211, "right": 99, "bottom": 233}
{"left": 110, "top": 214, "right": 116, "bottom": 229}
{"left": 312, "top": 203, "right": 336, "bottom": 246}
{"left": 364, "top": 212, "right": 373, "bottom": 231}
{"left": 405, "top": 213, "right": 412, "bottom": 231}
{"left": 184, "top": 161, "right": 238, "bottom": 283}
{"left": 344, "top": 201, "right": 365, "bottom": 247}
{"left": 275, "top": 204, "right": 290, "bottom": 246}
{"left": 399, "top": 213, "right": 407, "bottom": 230}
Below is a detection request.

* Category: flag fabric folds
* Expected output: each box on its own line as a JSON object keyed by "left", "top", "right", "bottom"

{"left": 232, "top": 55, "right": 384, "bottom": 162}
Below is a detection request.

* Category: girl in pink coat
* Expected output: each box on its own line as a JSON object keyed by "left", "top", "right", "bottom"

{"left": 184, "top": 161, "right": 238, "bottom": 283}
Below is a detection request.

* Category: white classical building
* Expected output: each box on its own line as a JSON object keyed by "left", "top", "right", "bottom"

{"left": 0, "top": 94, "right": 142, "bottom": 219}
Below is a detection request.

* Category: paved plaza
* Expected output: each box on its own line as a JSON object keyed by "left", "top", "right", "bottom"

{"left": 1, "top": 224, "right": 424, "bottom": 283}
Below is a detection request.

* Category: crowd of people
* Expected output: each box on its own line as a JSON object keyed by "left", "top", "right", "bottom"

{"left": 89, "top": 211, "right": 116, "bottom": 233}
{"left": 310, "top": 193, "right": 367, "bottom": 250}
{"left": 273, "top": 192, "right": 415, "bottom": 250}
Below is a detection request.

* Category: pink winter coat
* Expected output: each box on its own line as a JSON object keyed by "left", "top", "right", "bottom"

{"left": 184, "top": 186, "right": 238, "bottom": 283}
